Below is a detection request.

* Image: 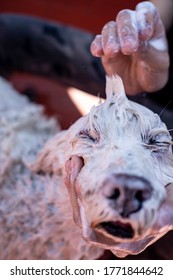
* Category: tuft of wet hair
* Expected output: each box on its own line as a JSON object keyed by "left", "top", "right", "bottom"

{"left": 105, "top": 75, "right": 126, "bottom": 104}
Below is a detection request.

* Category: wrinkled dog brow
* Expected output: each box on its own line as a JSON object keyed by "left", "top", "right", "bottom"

{"left": 62, "top": 75, "right": 173, "bottom": 257}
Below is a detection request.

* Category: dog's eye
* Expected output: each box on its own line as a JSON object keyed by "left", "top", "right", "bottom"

{"left": 149, "top": 133, "right": 171, "bottom": 147}
{"left": 78, "top": 129, "right": 98, "bottom": 142}
{"left": 144, "top": 132, "right": 172, "bottom": 153}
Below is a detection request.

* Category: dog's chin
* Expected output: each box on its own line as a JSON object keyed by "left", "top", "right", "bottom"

{"left": 77, "top": 204, "right": 162, "bottom": 258}
{"left": 78, "top": 207, "right": 139, "bottom": 248}
{"left": 77, "top": 198, "right": 154, "bottom": 251}
{"left": 81, "top": 222, "right": 154, "bottom": 257}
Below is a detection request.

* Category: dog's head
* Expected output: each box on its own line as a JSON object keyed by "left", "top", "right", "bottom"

{"left": 63, "top": 75, "right": 173, "bottom": 257}
{"left": 34, "top": 75, "right": 173, "bottom": 257}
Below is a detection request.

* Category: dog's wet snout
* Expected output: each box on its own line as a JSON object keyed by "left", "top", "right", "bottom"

{"left": 103, "top": 174, "right": 152, "bottom": 217}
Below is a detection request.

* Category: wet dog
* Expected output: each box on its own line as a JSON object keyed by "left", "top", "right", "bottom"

{"left": 0, "top": 75, "right": 173, "bottom": 259}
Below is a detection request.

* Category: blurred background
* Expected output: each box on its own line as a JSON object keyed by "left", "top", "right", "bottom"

{"left": 0, "top": 0, "right": 139, "bottom": 33}
{"left": 0, "top": 0, "right": 139, "bottom": 129}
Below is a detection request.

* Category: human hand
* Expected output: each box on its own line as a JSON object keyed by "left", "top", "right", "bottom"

{"left": 90, "top": 1, "right": 170, "bottom": 95}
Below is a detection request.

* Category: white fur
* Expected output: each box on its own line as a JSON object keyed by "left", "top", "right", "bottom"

{"left": 0, "top": 75, "right": 173, "bottom": 259}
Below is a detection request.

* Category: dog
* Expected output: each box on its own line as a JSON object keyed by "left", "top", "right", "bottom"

{"left": 0, "top": 75, "right": 173, "bottom": 259}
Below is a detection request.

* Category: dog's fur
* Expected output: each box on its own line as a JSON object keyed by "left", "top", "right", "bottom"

{"left": 0, "top": 76, "right": 173, "bottom": 259}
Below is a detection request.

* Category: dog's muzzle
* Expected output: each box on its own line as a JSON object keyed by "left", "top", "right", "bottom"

{"left": 96, "top": 173, "right": 153, "bottom": 239}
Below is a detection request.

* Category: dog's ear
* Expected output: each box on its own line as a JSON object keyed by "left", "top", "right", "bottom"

{"left": 31, "top": 130, "right": 67, "bottom": 175}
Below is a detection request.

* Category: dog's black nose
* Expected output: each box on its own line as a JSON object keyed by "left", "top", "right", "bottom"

{"left": 103, "top": 174, "right": 152, "bottom": 217}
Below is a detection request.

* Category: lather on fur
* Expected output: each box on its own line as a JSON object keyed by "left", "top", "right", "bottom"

{"left": 0, "top": 75, "right": 173, "bottom": 259}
